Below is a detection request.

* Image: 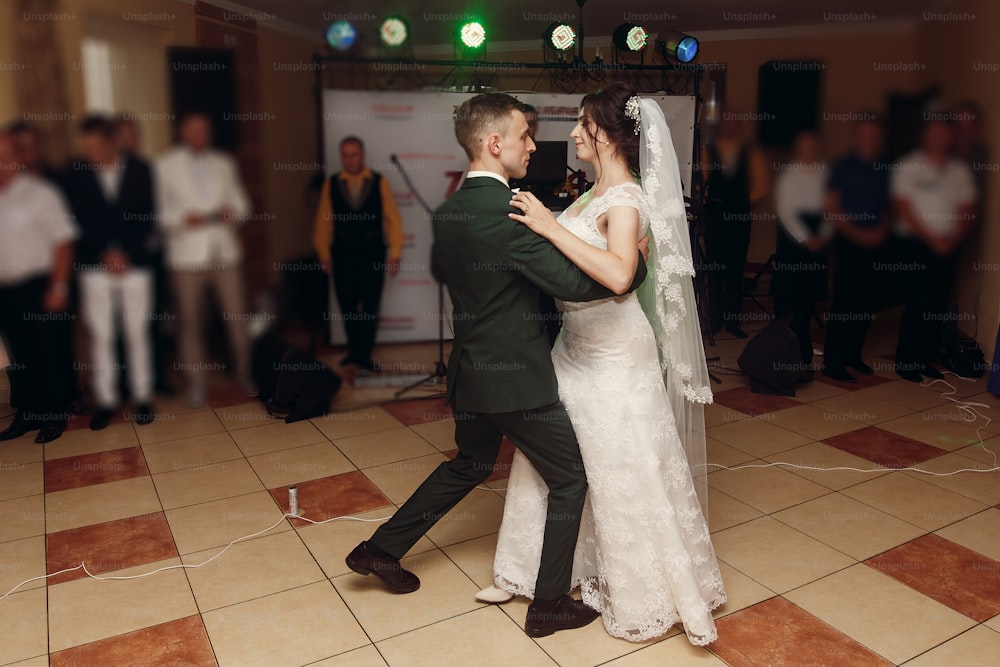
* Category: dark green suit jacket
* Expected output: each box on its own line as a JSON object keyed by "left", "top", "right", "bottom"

{"left": 432, "top": 176, "right": 647, "bottom": 414}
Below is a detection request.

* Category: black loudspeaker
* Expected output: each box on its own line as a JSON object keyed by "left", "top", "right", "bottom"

{"left": 756, "top": 60, "right": 822, "bottom": 151}
{"left": 167, "top": 47, "right": 237, "bottom": 150}
{"left": 738, "top": 314, "right": 810, "bottom": 396}
{"left": 251, "top": 335, "right": 341, "bottom": 423}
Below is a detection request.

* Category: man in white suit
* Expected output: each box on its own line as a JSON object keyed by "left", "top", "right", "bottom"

{"left": 156, "top": 112, "right": 253, "bottom": 406}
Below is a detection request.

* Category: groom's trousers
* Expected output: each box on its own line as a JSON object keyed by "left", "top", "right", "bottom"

{"left": 370, "top": 400, "right": 588, "bottom": 600}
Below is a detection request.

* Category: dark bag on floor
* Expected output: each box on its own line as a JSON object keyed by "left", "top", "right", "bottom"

{"left": 251, "top": 335, "right": 341, "bottom": 422}
{"left": 945, "top": 336, "right": 986, "bottom": 379}
{"left": 738, "top": 314, "right": 810, "bottom": 396}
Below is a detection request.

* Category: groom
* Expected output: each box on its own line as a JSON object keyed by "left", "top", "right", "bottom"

{"left": 346, "top": 93, "right": 647, "bottom": 637}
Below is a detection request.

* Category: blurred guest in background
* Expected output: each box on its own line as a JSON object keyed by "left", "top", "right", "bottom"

{"left": 701, "top": 115, "right": 769, "bottom": 338}
{"left": 892, "top": 118, "right": 977, "bottom": 382}
{"left": 0, "top": 132, "right": 77, "bottom": 443}
{"left": 7, "top": 121, "right": 59, "bottom": 182}
{"left": 62, "top": 115, "right": 157, "bottom": 429}
{"left": 822, "top": 116, "right": 891, "bottom": 383}
{"left": 312, "top": 136, "right": 403, "bottom": 372}
{"left": 156, "top": 111, "right": 253, "bottom": 406}
{"left": 952, "top": 100, "right": 989, "bottom": 217}
{"left": 771, "top": 131, "right": 830, "bottom": 371}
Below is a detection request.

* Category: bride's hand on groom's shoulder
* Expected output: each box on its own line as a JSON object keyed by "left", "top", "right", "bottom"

{"left": 509, "top": 191, "right": 558, "bottom": 238}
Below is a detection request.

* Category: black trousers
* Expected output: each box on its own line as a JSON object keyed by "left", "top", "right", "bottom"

{"left": 895, "top": 239, "right": 957, "bottom": 368}
{"left": 331, "top": 243, "right": 386, "bottom": 364}
{"left": 824, "top": 239, "right": 880, "bottom": 370}
{"left": 371, "top": 401, "right": 588, "bottom": 600}
{"left": 0, "top": 275, "right": 74, "bottom": 423}
{"left": 705, "top": 203, "right": 751, "bottom": 331}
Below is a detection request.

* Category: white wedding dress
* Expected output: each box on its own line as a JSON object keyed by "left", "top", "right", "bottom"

{"left": 493, "top": 182, "right": 726, "bottom": 645}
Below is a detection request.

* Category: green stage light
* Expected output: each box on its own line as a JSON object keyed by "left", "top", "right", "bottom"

{"left": 380, "top": 16, "right": 408, "bottom": 47}
{"left": 545, "top": 22, "right": 576, "bottom": 51}
{"left": 459, "top": 21, "right": 486, "bottom": 49}
{"left": 613, "top": 23, "right": 648, "bottom": 52}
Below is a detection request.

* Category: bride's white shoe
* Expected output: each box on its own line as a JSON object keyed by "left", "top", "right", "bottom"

{"left": 475, "top": 585, "right": 514, "bottom": 603}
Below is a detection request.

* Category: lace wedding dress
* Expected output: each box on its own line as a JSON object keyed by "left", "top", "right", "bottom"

{"left": 493, "top": 182, "right": 726, "bottom": 644}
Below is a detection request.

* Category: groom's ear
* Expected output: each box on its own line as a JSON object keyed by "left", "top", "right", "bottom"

{"left": 485, "top": 132, "right": 503, "bottom": 158}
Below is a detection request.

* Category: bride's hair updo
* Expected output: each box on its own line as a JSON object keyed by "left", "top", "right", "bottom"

{"left": 580, "top": 81, "right": 642, "bottom": 178}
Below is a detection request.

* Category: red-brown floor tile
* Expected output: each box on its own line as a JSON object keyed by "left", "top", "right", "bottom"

{"left": 44, "top": 446, "right": 149, "bottom": 493}
{"left": 49, "top": 615, "right": 216, "bottom": 666}
{"left": 815, "top": 370, "right": 893, "bottom": 392}
{"left": 382, "top": 397, "right": 452, "bottom": 426}
{"left": 442, "top": 437, "right": 517, "bottom": 483}
{"left": 46, "top": 512, "right": 178, "bottom": 585}
{"left": 712, "top": 596, "right": 892, "bottom": 666}
{"left": 270, "top": 470, "right": 392, "bottom": 527}
{"left": 712, "top": 386, "right": 801, "bottom": 417}
{"left": 864, "top": 534, "right": 1000, "bottom": 622}
{"left": 823, "top": 427, "right": 948, "bottom": 469}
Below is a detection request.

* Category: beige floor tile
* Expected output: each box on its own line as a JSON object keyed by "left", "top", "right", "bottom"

{"left": 333, "top": 548, "right": 480, "bottom": 642}
{"left": 904, "top": 625, "right": 1000, "bottom": 667}
{"left": 953, "top": 435, "right": 1000, "bottom": 466}
{"left": 0, "top": 588, "right": 47, "bottom": 665}
{"left": 813, "top": 391, "right": 915, "bottom": 425}
{"left": 44, "top": 476, "right": 161, "bottom": 533}
{"left": 763, "top": 442, "right": 891, "bottom": 491}
{"left": 711, "top": 561, "right": 775, "bottom": 620}
{"left": 0, "top": 437, "right": 44, "bottom": 466}
{"left": 47, "top": 557, "right": 198, "bottom": 652}
{"left": 903, "top": 452, "right": 1000, "bottom": 505}
{"left": 426, "top": 488, "right": 505, "bottom": 548}
{"left": 135, "top": 408, "right": 225, "bottom": 446}
{"left": 440, "top": 533, "right": 499, "bottom": 589}
{"left": 141, "top": 431, "right": 244, "bottom": 475}
{"left": 408, "top": 417, "right": 459, "bottom": 451}
{"left": 183, "top": 530, "right": 325, "bottom": 611}
{"left": 0, "top": 461, "right": 42, "bottom": 502}
{"left": 311, "top": 406, "right": 404, "bottom": 440}
{"left": 704, "top": 402, "right": 750, "bottom": 428}
{"left": 203, "top": 582, "right": 369, "bottom": 667}
{"left": 310, "top": 645, "right": 387, "bottom": 667}
{"left": 43, "top": 422, "right": 138, "bottom": 460}
{"left": 5, "top": 656, "right": 49, "bottom": 667}
{"left": 767, "top": 404, "right": 868, "bottom": 441}
{"left": 0, "top": 536, "right": 46, "bottom": 594}
{"left": 165, "top": 490, "right": 290, "bottom": 554}
{"left": 706, "top": 437, "right": 757, "bottom": 469}
{"left": 774, "top": 493, "right": 925, "bottom": 560}
{"left": 852, "top": 381, "right": 950, "bottom": 412}
{"left": 605, "top": 633, "right": 729, "bottom": 665}
{"left": 230, "top": 419, "right": 327, "bottom": 457}
{"left": 785, "top": 564, "right": 976, "bottom": 665}
{"left": 248, "top": 441, "right": 356, "bottom": 489}
{"left": 707, "top": 488, "right": 764, "bottom": 533}
{"left": 878, "top": 408, "right": 990, "bottom": 452}
{"left": 152, "top": 457, "right": 264, "bottom": 510}
{"left": 378, "top": 606, "right": 557, "bottom": 667}
{"left": 841, "top": 473, "right": 989, "bottom": 531}
{"left": 0, "top": 495, "right": 44, "bottom": 543}
{"left": 707, "top": 420, "right": 811, "bottom": 458}
{"left": 711, "top": 517, "right": 854, "bottom": 593}
{"left": 333, "top": 427, "right": 440, "bottom": 469}
{"left": 986, "top": 614, "right": 1000, "bottom": 633}
{"left": 934, "top": 508, "right": 1000, "bottom": 561}
{"left": 791, "top": 379, "right": 850, "bottom": 402}
{"left": 707, "top": 464, "right": 831, "bottom": 514}
{"left": 214, "top": 400, "right": 273, "bottom": 431}
{"left": 297, "top": 507, "right": 435, "bottom": 579}
{"left": 362, "top": 453, "right": 449, "bottom": 504}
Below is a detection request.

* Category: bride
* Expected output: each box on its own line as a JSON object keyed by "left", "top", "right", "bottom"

{"left": 483, "top": 82, "right": 726, "bottom": 644}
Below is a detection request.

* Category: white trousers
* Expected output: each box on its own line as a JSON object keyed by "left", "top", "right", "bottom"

{"left": 79, "top": 269, "right": 154, "bottom": 408}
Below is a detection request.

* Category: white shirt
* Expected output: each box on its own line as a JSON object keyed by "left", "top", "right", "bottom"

{"left": 96, "top": 161, "right": 123, "bottom": 202}
{"left": 0, "top": 173, "right": 78, "bottom": 285}
{"left": 466, "top": 170, "right": 510, "bottom": 188}
{"left": 775, "top": 162, "right": 832, "bottom": 243}
{"left": 891, "top": 151, "right": 977, "bottom": 239}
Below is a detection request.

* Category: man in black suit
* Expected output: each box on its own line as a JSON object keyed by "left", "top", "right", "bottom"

{"left": 62, "top": 115, "right": 157, "bottom": 429}
{"left": 346, "top": 93, "right": 648, "bottom": 637}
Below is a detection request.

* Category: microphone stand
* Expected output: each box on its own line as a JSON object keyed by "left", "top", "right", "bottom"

{"left": 390, "top": 154, "right": 448, "bottom": 399}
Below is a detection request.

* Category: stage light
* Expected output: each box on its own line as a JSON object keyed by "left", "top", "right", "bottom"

{"left": 659, "top": 30, "right": 699, "bottom": 63}
{"left": 326, "top": 21, "right": 356, "bottom": 51}
{"left": 380, "top": 16, "right": 408, "bottom": 47}
{"left": 459, "top": 22, "right": 486, "bottom": 49}
{"left": 613, "top": 23, "right": 648, "bottom": 52}
{"left": 545, "top": 22, "right": 576, "bottom": 51}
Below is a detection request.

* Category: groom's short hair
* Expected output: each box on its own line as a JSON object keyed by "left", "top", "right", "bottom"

{"left": 454, "top": 93, "right": 523, "bottom": 160}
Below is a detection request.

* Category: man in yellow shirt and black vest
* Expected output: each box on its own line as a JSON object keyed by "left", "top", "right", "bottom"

{"left": 313, "top": 136, "right": 404, "bottom": 371}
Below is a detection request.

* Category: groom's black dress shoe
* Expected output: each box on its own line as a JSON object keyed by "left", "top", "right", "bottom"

{"left": 0, "top": 415, "right": 38, "bottom": 441}
{"left": 346, "top": 541, "right": 420, "bottom": 593}
{"left": 525, "top": 595, "right": 601, "bottom": 637}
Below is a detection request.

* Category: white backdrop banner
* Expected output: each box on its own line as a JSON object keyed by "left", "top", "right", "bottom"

{"left": 322, "top": 89, "right": 695, "bottom": 343}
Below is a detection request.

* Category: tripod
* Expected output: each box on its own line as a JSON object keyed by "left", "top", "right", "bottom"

{"left": 390, "top": 154, "right": 449, "bottom": 399}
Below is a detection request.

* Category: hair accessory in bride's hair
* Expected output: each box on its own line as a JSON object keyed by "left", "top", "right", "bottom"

{"left": 624, "top": 95, "right": 642, "bottom": 135}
